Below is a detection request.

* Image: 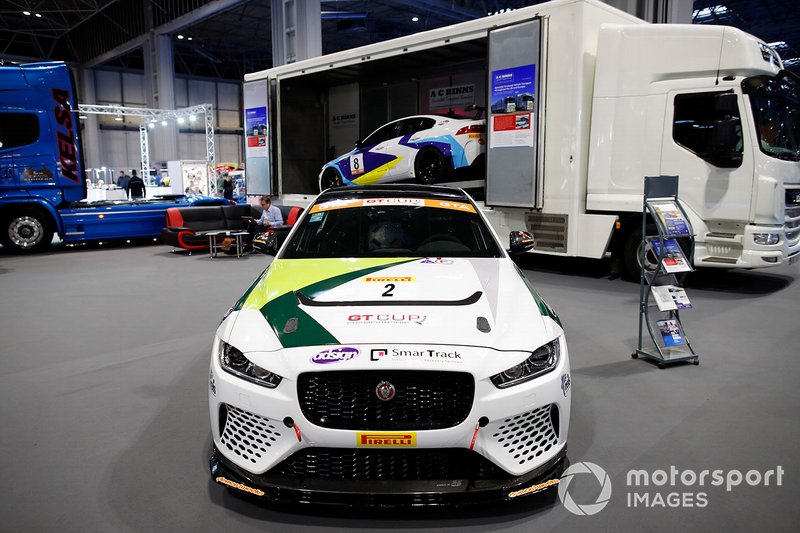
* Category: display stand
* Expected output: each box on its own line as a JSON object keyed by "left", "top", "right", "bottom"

{"left": 633, "top": 176, "right": 700, "bottom": 368}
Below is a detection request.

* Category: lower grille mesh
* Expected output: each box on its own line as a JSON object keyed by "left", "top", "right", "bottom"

{"left": 492, "top": 404, "right": 559, "bottom": 466}
{"left": 269, "top": 448, "right": 509, "bottom": 480}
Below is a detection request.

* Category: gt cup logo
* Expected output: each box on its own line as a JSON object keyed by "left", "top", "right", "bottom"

{"left": 558, "top": 462, "right": 612, "bottom": 516}
{"left": 311, "top": 347, "right": 360, "bottom": 364}
{"left": 347, "top": 314, "right": 426, "bottom": 325}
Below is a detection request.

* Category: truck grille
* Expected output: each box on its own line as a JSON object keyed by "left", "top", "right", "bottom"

{"left": 526, "top": 212, "right": 568, "bottom": 252}
{"left": 269, "top": 448, "right": 508, "bottom": 480}
{"left": 297, "top": 370, "right": 474, "bottom": 430}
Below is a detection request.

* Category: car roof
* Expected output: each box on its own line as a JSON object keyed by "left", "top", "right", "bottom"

{"left": 318, "top": 184, "right": 471, "bottom": 203}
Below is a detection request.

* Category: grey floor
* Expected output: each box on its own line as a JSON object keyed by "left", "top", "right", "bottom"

{"left": 0, "top": 242, "right": 797, "bottom": 532}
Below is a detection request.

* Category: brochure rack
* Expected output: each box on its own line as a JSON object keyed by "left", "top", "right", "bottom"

{"left": 633, "top": 176, "right": 700, "bottom": 368}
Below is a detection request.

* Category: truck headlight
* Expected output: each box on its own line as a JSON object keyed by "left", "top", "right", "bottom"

{"left": 491, "top": 338, "right": 560, "bottom": 388}
{"left": 753, "top": 233, "right": 780, "bottom": 245}
{"left": 218, "top": 339, "right": 282, "bottom": 388}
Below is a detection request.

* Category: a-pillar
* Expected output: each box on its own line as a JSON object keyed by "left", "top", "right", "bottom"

{"left": 271, "top": 0, "right": 321, "bottom": 67}
{"left": 143, "top": 33, "right": 179, "bottom": 167}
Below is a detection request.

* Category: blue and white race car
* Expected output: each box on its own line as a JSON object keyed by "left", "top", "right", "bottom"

{"left": 319, "top": 115, "right": 485, "bottom": 191}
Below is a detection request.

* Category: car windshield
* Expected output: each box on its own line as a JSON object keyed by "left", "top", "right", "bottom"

{"left": 744, "top": 74, "right": 800, "bottom": 161}
{"left": 282, "top": 197, "right": 503, "bottom": 259}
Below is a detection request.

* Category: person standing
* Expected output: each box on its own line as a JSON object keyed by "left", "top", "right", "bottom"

{"left": 222, "top": 175, "right": 234, "bottom": 201}
{"left": 116, "top": 170, "right": 129, "bottom": 190}
{"left": 127, "top": 169, "right": 146, "bottom": 199}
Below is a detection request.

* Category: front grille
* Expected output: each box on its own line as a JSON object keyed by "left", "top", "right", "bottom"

{"left": 297, "top": 370, "right": 474, "bottom": 430}
{"left": 269, "top": 448, "right": 508, "bottom": 480}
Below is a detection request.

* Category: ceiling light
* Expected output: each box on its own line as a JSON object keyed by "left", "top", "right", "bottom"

{"left": 177, "top": 34, "right": 184, "bottom": 40}
{"left": 23, "top": 11, "right": 31, "bottom": 15}
{"left": 189, "top": 114, "right": 197, "bottom": 122}
{"left": 177, "top": 117, "right": 185, "bottom": 124}
{"left": 114, "top": 115, "right": 123, "bottom": 121}
{"left": 148, "top": 122, "right": 156, "bottom": 129}
{"left": 79, "top": 115, "right": 88, "bottom": 119}
{"left": 187, "top": 37, "right": 193, "bottom": 41}
{"left": 411, "top": 16, "right": 419, "bottom": 22}
{"left": 161, "top": 120, "right": 168, "bottom": 127}
{"left": 35, "top": 13, "right": 42, "bottom": 18}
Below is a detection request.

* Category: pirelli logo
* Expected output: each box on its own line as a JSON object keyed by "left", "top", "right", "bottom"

{"left": 364, "top": 276, "right": 416, "bottom": 282}
{"left": 357, "top": 432, "right": 417, "bottom": 447}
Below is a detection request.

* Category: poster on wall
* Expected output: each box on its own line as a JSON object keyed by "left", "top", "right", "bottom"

{"left": 181, "top": 162, "right": 209, "bottom": 196}
{"left": 429, "top": 84, "right": 476, "bottom": 110}
{"left": 245, "top": 106, "right": 268, "bottom": 158}
{"left": 490, "top": 64, "right": 536, "bottom": 148}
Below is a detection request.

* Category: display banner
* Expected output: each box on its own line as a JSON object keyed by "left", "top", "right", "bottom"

{"left": 429, "top": 84, "right": 476, "bottom": 110}
{"left": 243, "top": 80, "right": 271, "bottom": 195}
{"left": 486, "top": 19, "right": 541, "bottom": 208}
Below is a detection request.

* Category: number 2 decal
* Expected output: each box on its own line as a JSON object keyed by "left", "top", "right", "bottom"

{"left": 382, "top": 283, "right": 395, "bottom": 297}
{"left": 350, "top": 154, "right": 365, "bottom": 175}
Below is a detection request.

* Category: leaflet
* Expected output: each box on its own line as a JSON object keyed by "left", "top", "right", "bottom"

{"left": 656, "top": 319, "right": 685, "bottom": 347}
{"left": 651, "top": 238, "right": 691, "bottom": 273}
{"left": 650, "top": 201, "right": 690, "bottom": 236}
{"left": 651, "top": 285, "right": 692, "bottom": 311}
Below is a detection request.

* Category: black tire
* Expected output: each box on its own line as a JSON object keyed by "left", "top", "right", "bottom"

{"left": 320, "top": 168, "right": 343, "bottom": 192}
{"left": 414, "top": 148, "right": 448, "bottom": 184}
{"left": 622, "top": 224, "right": 658, "bottom": 280}
{"left": 2, "top": 207, "right": 54, "bottom": 253}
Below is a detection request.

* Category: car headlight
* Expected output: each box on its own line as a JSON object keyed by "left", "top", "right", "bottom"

{"left": 490, "top": 338, "right": 560, "bottom": 388}
{"left": 218, "top": 339, "right": 282, "bottom": 388}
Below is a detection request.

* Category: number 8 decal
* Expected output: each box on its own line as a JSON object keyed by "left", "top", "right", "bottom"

{"left": 350, "top": 154, "right": 364, "bottom": 175}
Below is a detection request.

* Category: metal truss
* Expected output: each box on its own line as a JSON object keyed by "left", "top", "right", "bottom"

{"left": 77, "top": 103, "right": 215, "bottom": 182}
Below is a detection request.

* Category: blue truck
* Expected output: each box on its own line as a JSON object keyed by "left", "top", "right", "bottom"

{"left": 0, "top": 61, "right": 225, "bottom": 253}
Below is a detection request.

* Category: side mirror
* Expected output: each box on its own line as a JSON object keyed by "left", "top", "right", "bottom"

{"left": 252, "top": 231, "right": 278, "bottom": 256}
{"left": 508, "top": 230, "right": 535, "bottom": 254}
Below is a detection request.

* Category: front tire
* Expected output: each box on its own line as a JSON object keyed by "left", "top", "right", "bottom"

{"left": 320, "top": 168, "right": 343, "bottom": 192}
{"left": 415, "top": 148, "right": 448, "bottom": 184}
{"left": 2, "top": 208, "right": 54, "bottom": 253}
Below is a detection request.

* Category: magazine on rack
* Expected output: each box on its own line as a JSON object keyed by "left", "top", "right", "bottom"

{"left": 651, "top": 285, "right": 692, "bottom": 311}
{"left": 656, "top": 319, "right": 685, "bottom": 347}
{"left": 651, "top": 238, "right": 691, "bottom": 273}
{"left": 650, "top": 201, "right": 690, "bottom": 236}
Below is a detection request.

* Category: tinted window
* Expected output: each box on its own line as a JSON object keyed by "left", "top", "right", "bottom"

{"left": 0, "top": 112, "right": 40, "bottom": 150}
{"left": 673, "top": 92, "right": 742, "bottom": 166}
{"left": 282, "top": 199, "right": 502, "bottom": 259}
{"left": 362, "top": 122, "right": 399, "bottom": 146}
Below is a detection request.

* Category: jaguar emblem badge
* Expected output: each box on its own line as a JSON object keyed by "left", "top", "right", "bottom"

{"left": 375, "top": 381, "right": 396, "bottom": 401}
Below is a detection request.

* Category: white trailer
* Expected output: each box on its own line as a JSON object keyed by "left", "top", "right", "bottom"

{"left": 243, "top": 0, "right": 800, "bottom": 276}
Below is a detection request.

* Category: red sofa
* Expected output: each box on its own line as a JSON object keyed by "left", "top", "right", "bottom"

{"left": 162, "top": 204, "right": 303, "bottom": 253}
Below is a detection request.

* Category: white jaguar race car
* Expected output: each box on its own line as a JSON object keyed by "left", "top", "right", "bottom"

{"left": 319, "top": 114, "right": 486, "bottom": 191}
{"left": 209, "top": 185, "right": 570, "bottom": 507}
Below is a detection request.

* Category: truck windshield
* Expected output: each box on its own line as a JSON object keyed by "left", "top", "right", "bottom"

{"left": 744, "top": 73, "right": 800, "bottom": 162}
{"left": 281, "top": 197, "right": 503, "bottom": 259}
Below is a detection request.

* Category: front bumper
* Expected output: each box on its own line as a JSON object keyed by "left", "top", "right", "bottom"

{"left": 210, "top": 443, "right": 567, "bottom": 508}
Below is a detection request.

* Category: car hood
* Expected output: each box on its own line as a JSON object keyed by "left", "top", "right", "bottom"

{"left": 223, "top": 257, "right": 562, "bottom": 353}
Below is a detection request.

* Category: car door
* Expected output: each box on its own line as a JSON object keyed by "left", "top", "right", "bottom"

{"left": 348, "top": 121, "right": 400, "bottom": 184}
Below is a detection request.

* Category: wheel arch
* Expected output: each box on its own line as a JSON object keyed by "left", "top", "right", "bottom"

{"left": 1, "top": 198, "right": 63, "bottom": 237}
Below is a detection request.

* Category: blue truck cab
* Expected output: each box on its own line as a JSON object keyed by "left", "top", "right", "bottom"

{"left": 0, "top": 61, "right": 225, "bottom": 252}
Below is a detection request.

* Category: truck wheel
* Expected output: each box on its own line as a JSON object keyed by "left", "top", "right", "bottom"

{"left": 320, "top": 168, "right": 343, "bottom": 191}
{"left": 415, "top": 148, "right": 448, "bottom": 184}
{"left": 622, "top": 224, "right": 657, "bottom": 279}
{"left": 2, "top": 208, "right": 54, "bottom": 253}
